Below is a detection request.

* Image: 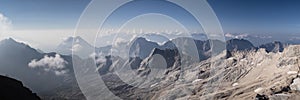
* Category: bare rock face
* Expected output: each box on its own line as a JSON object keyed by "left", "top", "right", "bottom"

{"left": 116, "top": 45, "right": 300, "bottom": 100}
{"left": 94, "top": 41, "right": 300, "bottom": 100}
{"left": 290, "top": 78, "right": 300, "bottom": 91}
{"left": 0, "top": 75, "right": 41, "bottom": 100}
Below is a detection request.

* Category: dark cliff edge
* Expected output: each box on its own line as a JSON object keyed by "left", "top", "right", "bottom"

{"left": 0, "top": 75, "right": 41, "bottom": 100}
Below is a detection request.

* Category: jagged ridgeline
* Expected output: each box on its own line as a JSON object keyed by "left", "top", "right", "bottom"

{"left": 0, "top": 36, "right": 297, "bottom": 100}
{"left": 94, "top": 35, "right": 294, "bottom": 99}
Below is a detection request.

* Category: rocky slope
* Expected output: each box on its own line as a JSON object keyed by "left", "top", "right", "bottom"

{"left": 96, "top": 45, "right": 300, "bottom": 100}
{"left": 152, "top": 45, "right": 300, "bottom": 100}
{"left": 61, "top": 36, "right": 299, "bottom": 99}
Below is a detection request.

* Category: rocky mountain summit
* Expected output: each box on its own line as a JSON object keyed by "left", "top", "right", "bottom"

{"left": 163, "top": 45, "right": 300, "bottom": 99}
{"left": 36, "top": 36, "right": 296, "bottom": 99}
{"left": 96, "top": 44, "right": 300, "bottom": 100}
{"left": 183, "top": 45, "right": 300, "bottom": 100}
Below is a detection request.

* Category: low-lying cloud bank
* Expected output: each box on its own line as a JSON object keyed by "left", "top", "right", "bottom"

{"left": 28, "top": 54, "right": 69, "bottom": 76}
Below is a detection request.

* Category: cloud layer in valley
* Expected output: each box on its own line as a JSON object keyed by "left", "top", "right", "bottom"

{"left": 28, "top": 54, "right": 69, "bottom": 76}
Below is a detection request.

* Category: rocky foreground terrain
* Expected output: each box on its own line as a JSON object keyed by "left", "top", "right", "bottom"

{"left": 97, "top": 45, "right": 300, "bottom": 100}
{"left": 185, "top": 45, "right": 300, "bottom": 100}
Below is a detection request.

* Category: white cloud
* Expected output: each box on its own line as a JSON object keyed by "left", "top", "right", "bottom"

{"left": 0, "top": 13, "right": 12, "bottom": 34}
{"left": 113, "top": 37, "right": 127, "bottom": 47}
{"left": 28, "top": 54, "right": 69, "bottom": 76}
{"left": 71, "top": 44, "right": 82, "bottom": 52}
{"left": 89, "top": 52, "right": 106, "bottom": 64}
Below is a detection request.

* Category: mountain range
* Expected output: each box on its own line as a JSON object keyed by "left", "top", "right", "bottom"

{"left": 88, "top": 35, "right": 300, "bottom": 99}
{"left": 0, "top": 34, "right": 294, "bottom": 99}
{"left": 225, "top": 33, "right": 300, "bottom": 46}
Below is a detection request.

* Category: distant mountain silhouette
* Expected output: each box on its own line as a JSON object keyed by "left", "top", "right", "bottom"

{"left": 259, "top": 41, "right": 284, "bottom": 53}
{"left": 0, "top": 75, "right": 41, "bottom": 100}
{"left": 226, "top": 39, "right": 256, "bottom": 51}
{"left": 57, "top": 36, "right": 112, "bottom": 58}
{"left": 56, "top": 36, "right": 94, "bottom": 58}
{"left": 225, "top": 33, "right": 300, "bottom": 46}
{"left": 194, "top": 40, "right": 212, "bottom": 61}
{"left": 148, "top": 48, "right": 180, "bottom": 69}
{"left": 129, "top": 37, "right": 160, "bottom": 59}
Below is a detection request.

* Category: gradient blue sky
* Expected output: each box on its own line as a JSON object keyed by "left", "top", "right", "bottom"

{"left": 208, "top": 0, "right": 300, "bottom": 34}
{"left": 101, "top": 0, "right": 202, "bottom": 33}
{"left": 0, "top": 0, "right": 90, "bottom": 30}
{"left": 0, "top": 0, "right": 299, "bottom": 33}
{"left": 0, "top": 0, "right": 299, "bottom": 51}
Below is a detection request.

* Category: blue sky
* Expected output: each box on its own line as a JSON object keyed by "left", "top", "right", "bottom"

{"left": 101, "top": 0, "right": 202, "bottom": 33}
{"left": 0, "top": 0, "right": 299, "bottom": 51}
{"left": 1, "top": 0, "right": 299, "bottom": 33}
{"left": 208, "top": 0, "right": 300, "bottom": 34}
{"left": 0, "top": 0, "right": 90, "bottom": 30}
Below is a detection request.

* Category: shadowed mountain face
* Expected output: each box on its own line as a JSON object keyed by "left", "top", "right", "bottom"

{"left": 130, "top": 37, "right": 252, "bottom": 64}
{"left": 131, "top": 37, "right": 268, "bottom": 64}
{"left": 129, "top": 37, "right": 161, "bottom": 59}
{"left": 225, "top": 33, "right": 300, "bottom": 46}
{"left": 226, "top": 39, "right": 256, "bottom": 51}
{"left": 129, "top": 37, "right": 212, "bottom": 62}
{"left": 98, "top": 37, "right": 257, "bottom": 77}
{"left": 0, "top": 75, "right": 41, "bottom": 100}
{"left": 56, "top": 36, "right": 94, "bottom": 58}
{"left": 56, "top": 36, "right": 92, "bottom": 55}
{"left": 0, "top": 38, "right": 43, "bottom": 62}
{"left": 149, "top": 48, "right": 179, "bottom": 69}
{"left": 56, "top": 36, "right": 112, "bottom": 59}
{"left": 259, "top": 41, "right": 284, "bottom": 53}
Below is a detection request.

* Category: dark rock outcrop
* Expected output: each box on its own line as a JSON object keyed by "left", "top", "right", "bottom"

{"left": 194, "top": 40, "right": 211, "bottom": 61}
{"left": 259, "top": 41, "right": 284, "bottom": 53}
{"left": 149, "top": 48, "right": 180, "bottom": 69}
{"left": 226, "top": 39, "right": 256, "bottom": 51}
{"left": 129, "top": 57, "right": 143, "bottom": 70}
{"left": 255, "top": 94, "right": 269, "bottom": 100}
{"left": 129, "top": 37, "right": 160, "bottom": 59}
{"left": 0, "top": 75, "right": 41, "bottom": 100}
{"left": 98, "top": 55, "right": 113, "bottom": 75}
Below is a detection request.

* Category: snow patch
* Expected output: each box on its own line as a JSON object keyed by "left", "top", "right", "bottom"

{"left": 192, "top": 79, "right": 203, "bottom": 84}
{"left": 232, "top": 83, "right": 239, "bottom": 87}
{"left": 254, "top": 87, "right": 264, "bottom": 94}
{"left": 287, "top": 71, "right": 298, "bottom": 75}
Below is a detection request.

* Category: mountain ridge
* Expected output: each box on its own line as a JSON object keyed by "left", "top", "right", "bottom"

{"left": 0, "top": 75, "right": 41, "bottom": 100}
